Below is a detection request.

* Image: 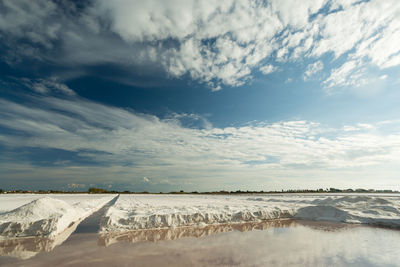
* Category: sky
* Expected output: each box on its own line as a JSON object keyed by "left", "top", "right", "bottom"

{"left": 0, "top": 0, "right": 400, "bottom": 192}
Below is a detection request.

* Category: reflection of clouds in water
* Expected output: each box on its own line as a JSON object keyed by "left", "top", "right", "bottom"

{"left": 209, "top": 225, "right": 398, "bottom": 267}
{"left": 97, "top": 220, "right": 396, "bottom": 266}
{"left": 0, "top": 219, "right": 344, "bottom": 261}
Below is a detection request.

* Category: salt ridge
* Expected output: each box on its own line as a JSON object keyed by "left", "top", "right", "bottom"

{"left": 100, "top": 194, "right": 400, "bottom": 232}
{"left": 1, "top": 194, "right": 399, "bottom": 238}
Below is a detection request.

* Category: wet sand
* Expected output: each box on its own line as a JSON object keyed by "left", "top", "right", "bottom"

{"left": 1, "top": 220, "right": 399, "bottom": 266}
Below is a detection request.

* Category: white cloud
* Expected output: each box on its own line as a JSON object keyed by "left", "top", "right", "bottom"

{"left": 0, "top": 0, "right": 58, "bottom": 45}
{"left": 1, "top": 92, "right": 400, "bottom": 187}
{"left": 68, "top": 183, "right": 86, "bottom": 189}
{"left": 323, "top": 60, "right": 360, "bottom": 88}
{"left": 21, "top": 78, "right": 75, "bottom": 96}
{"left": 303, "top": 61, "right": 324, "bottom": 81}
{"left": 259, "top": 65, "right": 278, "bottom": 75}
{"left": 315, "top": 1, "right": 400, "bottom": 89}
{"left": 0, "top": 0, "right": 400, "bottom": 90}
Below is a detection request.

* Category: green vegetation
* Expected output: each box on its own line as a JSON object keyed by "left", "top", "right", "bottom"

{"left": 88, "top": 187, "right": 108, "bottom": 194}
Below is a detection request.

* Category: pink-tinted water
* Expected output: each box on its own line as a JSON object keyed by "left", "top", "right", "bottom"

{"left": 1, "top": 220, "right": 399, "bottom": 266}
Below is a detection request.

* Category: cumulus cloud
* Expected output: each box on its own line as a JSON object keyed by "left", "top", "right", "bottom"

{"left": 259, "top": 65, "right": 278, "bottom": 75}
{"left": 0, "top": 0, "right": 399, "bottom": 90}
{"left": 303, "top": 61, "right": 324, "bottom": 81}
{"left": 315, "top": 1, "right": 400, "bottom": 89}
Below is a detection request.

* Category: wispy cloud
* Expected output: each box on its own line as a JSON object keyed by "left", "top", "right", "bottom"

{"left": 1, "top": 84, "right": 400, "bottom": 189}
{"left": 21, "top": 78, "right": 76, "bottom": 95}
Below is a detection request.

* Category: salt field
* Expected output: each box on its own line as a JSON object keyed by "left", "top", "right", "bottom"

{"left": 101, "top": 194, "right": 400, "bottom": 232}
{"left": 2, "top": 0, "right": 400, "bottom": 265}
{"left": 1, "top": 194, "right": 400, "bottom": 239}
{"left": 1, "top": 194, "right": 400, "bottom": 266}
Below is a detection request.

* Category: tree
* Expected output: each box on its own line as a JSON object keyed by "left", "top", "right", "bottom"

{"left": 88, "top": 187, "right": 107, "bottom": 193}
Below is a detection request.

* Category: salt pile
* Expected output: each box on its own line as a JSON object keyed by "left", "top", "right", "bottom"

{"left": 100, "top": 195, "right": 296, "bottom": 232}
{"left": 0, "top": 194, "right": 116, "bottom": 213}
{"left": 100, "top": 194, "right": 400, "bottom": 232}
{"left": 1, "top": 194, "right": 399, "bottom": 237}
{"left": 0, "top": 196, "right": 114, "bottom": 239}
{"left": 294, "top": 196, "right": 400, "bottom": 227}
{"left": 0, "top": 217, "right": 83, "bottom": 260}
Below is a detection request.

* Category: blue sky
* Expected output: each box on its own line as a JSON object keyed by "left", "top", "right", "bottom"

{"left": 1, "top": 0, "right": 400, "bottom": 192}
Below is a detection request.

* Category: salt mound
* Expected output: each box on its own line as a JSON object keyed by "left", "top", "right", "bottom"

{"left": 0, "top": 216, "right": 83, "bottom": 260}
{"left": 3, "top": 197, "right": 73, "bottom": 220}
{"left": 313, "top": 196, "right": 392, "bottom": 206}
{"left": 100, "top": 195, "right": 297, "bottom": 232}
{"left": 100, "top": 194, "right": 400, "bottom": 232}
{"left": 101, "top": 209, "right": 295, "bottom": 232}
{"left": 0, "top": 198, "right": 75, "bottom": 238}
{"left": 0, "top": 196, "right": 114, "bottom": 239}
{"left": 294, "top": 206, "right": 351, "bottom": 222}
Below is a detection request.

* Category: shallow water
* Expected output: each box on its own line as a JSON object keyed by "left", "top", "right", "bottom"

{"left": 1, "top": 220, "right": 399, "bottom": 267}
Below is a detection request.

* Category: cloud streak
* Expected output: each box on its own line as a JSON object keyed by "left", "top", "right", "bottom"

{"left": 1, "top": 87, "right": 400, "bottom": 190}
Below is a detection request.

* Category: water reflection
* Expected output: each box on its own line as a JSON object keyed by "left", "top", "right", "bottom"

{"left": 1, "top": 220, "right": 399, "bottom": 267}
{"left": 0, "top": 217, "right": 83, "bottom": 260}
{"left": 98, "top": 219, "right": 297, "bottom": 246}
{"left": 0, "top": 219, "right": 356, "bottom": 260}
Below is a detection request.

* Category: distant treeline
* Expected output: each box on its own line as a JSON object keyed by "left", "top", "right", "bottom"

{"left": 1, "top": 187, "right": 398, "bottom": 194}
